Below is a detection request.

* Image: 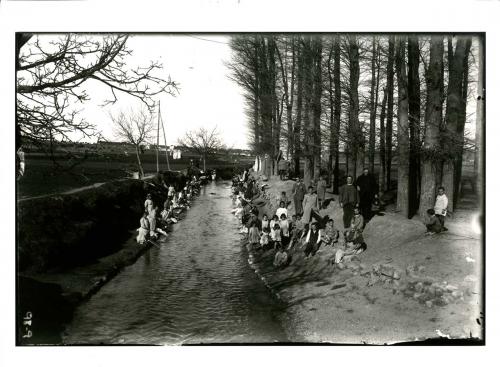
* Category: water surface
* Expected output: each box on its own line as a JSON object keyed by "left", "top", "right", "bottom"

{"left": 63, "top": 181, "right": 287, "bottom": 344}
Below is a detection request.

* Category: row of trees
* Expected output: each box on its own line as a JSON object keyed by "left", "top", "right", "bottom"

{"left": 228, "top": 34, "right": 483, "bottom": 218}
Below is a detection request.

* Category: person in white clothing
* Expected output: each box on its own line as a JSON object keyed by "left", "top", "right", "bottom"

{"left": 275, "top": 201, "right": 288, "bottom": 219}
{"left": 137, "top": 212, "right": 150, "bottom": 244}
{"left": 144, "top": 194, "right": 154, "bottom": 214}
{"left": 434, "top": 186, "right": 449, "bottom": 231}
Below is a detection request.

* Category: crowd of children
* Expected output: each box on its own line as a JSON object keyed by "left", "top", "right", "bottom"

{"left": 230, "top": 171, "right": 371, "bottom": 270}
{"left": 233, "top": 170, "right": 450, "bottom": 271}
{"left": 136, "top": 176, "right": 202, "bottom": 245}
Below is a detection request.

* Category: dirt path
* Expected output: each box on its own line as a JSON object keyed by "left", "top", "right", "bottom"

{"left": 17, "top": 175, "right": 156, "bottom": 203}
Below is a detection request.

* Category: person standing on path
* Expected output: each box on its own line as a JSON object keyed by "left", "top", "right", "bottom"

{"left": 302, "top": 186, "right": 319, "bottom": 223}
{"left": 434, "top": 186, "right": 449, "bottom": 231}
{"left": 355, "top": 168, "right": 379, "bottom": 222}
{"left": 292, "top": 178, "right": 307, "bottom": 216}
{"left": 278, "top": 159, "right": 289, "bottom": 180}
{"left": 339, "top": 175, "right": 359, "bottom": 229}
{"left": 316, "top": 175, "right": 327, "bottom": 209}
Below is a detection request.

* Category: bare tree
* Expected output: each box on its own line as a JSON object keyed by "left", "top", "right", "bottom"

{"left": 441, "top": 36, "right": 471, "bottom": 212}
{"left": 385, "top": 36, "right": 395, "bottom": 189}
{"left": 395, "top": 36, "right": 410, "bottom": 217}
{"left": 368, "top": 36, "right": 380, "bottom": 173}
{"left": 16, "top": 34, "right": 178, "bottom": 165}
{"left": 474, "top": 37, "right": 484, "bottom": 196}
{"left": 346, "top": 35, "right": 364, "bottom": 178}
{"left": 407, "top": 35, "right": 421, "bottom": 218}
{"left": 111, "top": 109, "right": 155, "bottom": 178}
{"left": 178, "top": 127, "right": 224, "bottom": 172}
{"left": 419, "top": 35, "right": 444, "bottom": 217}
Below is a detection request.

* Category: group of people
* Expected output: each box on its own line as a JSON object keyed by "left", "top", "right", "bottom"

{"left": 423, "top": 186, "right": 449, "bottom": 235}
{"left": 136, "top": 176, "right": 202, "bottom": 245}
{"left": 230, "top": 168, "right": 380, "bottom": 270}
{"left": 232, "top": 166, "right": 450, "bottom": 270}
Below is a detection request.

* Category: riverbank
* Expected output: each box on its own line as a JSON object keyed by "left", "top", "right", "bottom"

{"left": 17, "top": 173, "right": 191, "bottom": 344}
{"left": 244, "top": 175, "right": 483, "bottom": 344}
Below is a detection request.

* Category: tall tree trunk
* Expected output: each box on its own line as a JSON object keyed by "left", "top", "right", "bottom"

{"left": 333, "top": 35, "right": 341, "bottom": 194}
{"left": 386, "top": 36, "right": 395, "bottom": 190}
{"left": 327, "top": 42, "right": 335, "bottom": 187}
{"left": 294, "top": 40, "right": 304, "bottom": 177}
{"left": 135, "top": 145, "right": 144, "bottom": 178}
{"left": 419, "top": 36, "right": 444, "bottom": 218}
{"left": 302, "top": 37, "right": 314, "bottom": 187}
{"left": 312, "top": 38, "right": 322, "bottom": 182}
{"left": 441, "top": 37, "right": 470, "bottom": 213}
{"left": 453, "top": 38, "right": 472, "bottom": 206}
{"left": 379, "top": 87, "right": 388, "bottom": 193}
{"left": 347, "top": 36, "right": 363, "bottom": 178}
{"left": 407, "top": 35, "right": 421, "bottom": 218}
{"left": 369, "top": 36, "right": 379, "bottom": 173}
{"left": 269, "top": 37, "right": 280, "bottom": 177}
{"left": 276, "top": 37, "right": 295, "bottom": 166}
{"left": 474, "top": 36, "right": 484, "bottom": 196}
{"left": 257, "top": 36, "right": 275, "bottom": 178}
{"left": 395, "top": 36, "right": 410, "bottom": 217}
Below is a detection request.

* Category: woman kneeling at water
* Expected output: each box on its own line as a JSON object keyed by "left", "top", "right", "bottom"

{"left": 137, "top": 212, "right": 150, "bottom": 244}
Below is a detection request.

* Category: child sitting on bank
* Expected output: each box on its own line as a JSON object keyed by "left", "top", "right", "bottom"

{"left": 248, "top": 222, "right": 261, "bottom": 248}
{"left": 271, "top": 223, "right": 282, "bottom": 250}
{"left": 288, "top": 214, "right": 298, "bottom": 249}
{"left": 269, "top": 214, "right": 280, "bottom": 233}
{"left": 323, "top": 218, "right": 339, "bottom": 246}
{"left": 261, "top": 214, "right": 270, "bottom": 232}
{"left": 234, "top": 202, "right": 244, "bottom": 221}
{"left": 273, "top": 245, "right": 289, "bottom": 269}
{"left": 423, "top": 208, "right": 443, "bottom": 235}
{"left": 172, "top": 193, "right": 179, "bottom": 208}
{"left": 279, "top": 213, "right": 290, "bottom": 248}
{"left": 275, "top": 200, "right": 288, "bottom": 220}
{"left": 276, "top": 191, "right": 290, "bottom": 208}
{"left": 144, "top": 194, "right": 154, "bottom": 214}
{"left": 344, "top": 207, "right": 366, "bottom": 252}
{"left": 260, "top": 227, "right": 271, "bottom": 250}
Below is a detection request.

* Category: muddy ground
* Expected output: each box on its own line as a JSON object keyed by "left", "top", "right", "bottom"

{"left": 244, "top": 175, "right": 483, "bottom": 344}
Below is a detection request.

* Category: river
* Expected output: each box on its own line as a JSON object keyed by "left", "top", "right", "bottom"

{"left": 62, "top": 181, "right": 287, "bottom": 345}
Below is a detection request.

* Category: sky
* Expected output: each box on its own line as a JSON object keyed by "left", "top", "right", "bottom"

{"left": 19, "top": 33, "right": 482, "bottom": 150}
{"left": 40, "top": 34, "right": 250, "bottom": 149}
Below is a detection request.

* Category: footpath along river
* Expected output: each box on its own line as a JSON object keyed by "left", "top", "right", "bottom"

{"left": 62, "top": 181, "right": 288, "bottom": 344}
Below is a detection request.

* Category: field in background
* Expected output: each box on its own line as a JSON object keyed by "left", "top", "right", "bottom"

{"left": 17, "top": 152, "right": 254, "bottom": 199}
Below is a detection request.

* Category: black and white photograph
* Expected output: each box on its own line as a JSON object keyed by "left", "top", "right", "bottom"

{"left": 1, "top": 0, "right": 499, "bottom": 365}
{"left": 14, "top": 31, "right": 485, "bottom": 346}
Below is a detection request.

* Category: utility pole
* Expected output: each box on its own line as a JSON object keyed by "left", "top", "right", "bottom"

{"left": 159, "top": 101, "right": 171, "bottom": 170}
{"left": 156, "top": 102, "right": 160, "bottom": 173}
